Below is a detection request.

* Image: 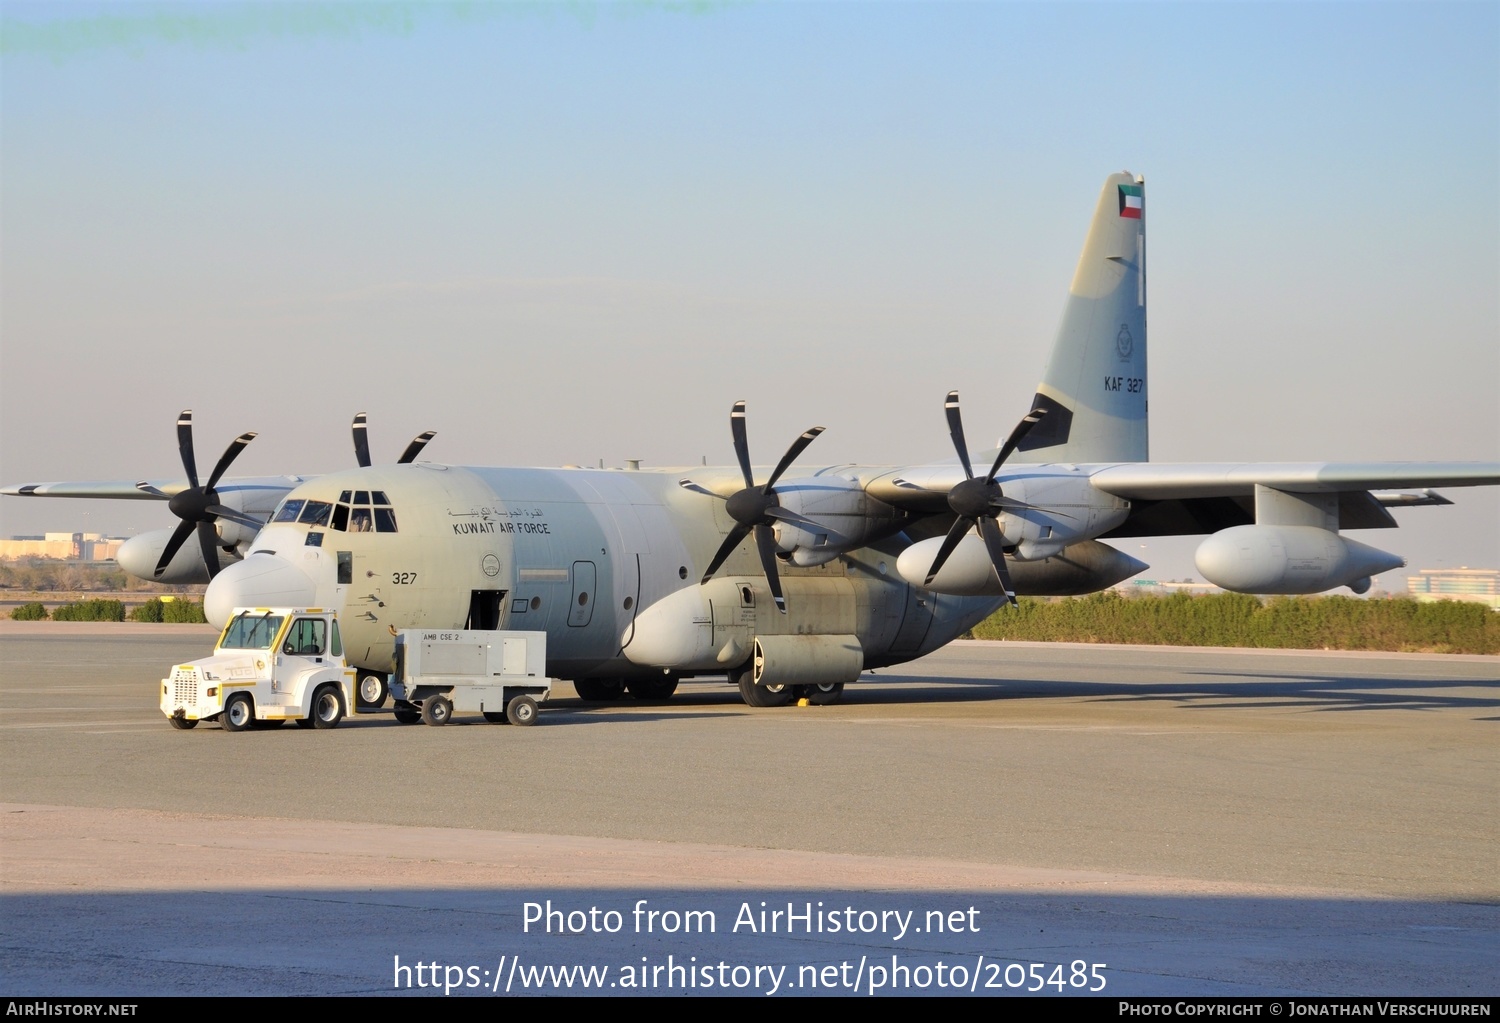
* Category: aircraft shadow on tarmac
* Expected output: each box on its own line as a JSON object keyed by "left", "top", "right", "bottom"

{"left": 3, "top": 887, "right": 1493, "bottom": 997}
{"left": 527, "top": 672, "right": 1500, "bottom": 718}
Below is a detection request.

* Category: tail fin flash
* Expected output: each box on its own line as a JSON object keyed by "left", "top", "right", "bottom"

{"left": 1015, "top": 171, "right": 1148, "bottom": 463}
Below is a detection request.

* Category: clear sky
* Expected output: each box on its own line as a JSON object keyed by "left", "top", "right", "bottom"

{"left": 2, "top": 1, "right": 1496, "bottom": 586}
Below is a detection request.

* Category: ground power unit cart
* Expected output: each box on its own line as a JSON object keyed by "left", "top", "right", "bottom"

{"left": 390, "top": 629, "right": 552, "bottom": 726}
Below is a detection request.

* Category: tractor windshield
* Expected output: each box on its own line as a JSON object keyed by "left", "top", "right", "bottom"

{"left": 218, "top": 612, "right": 285, "bottom": 650}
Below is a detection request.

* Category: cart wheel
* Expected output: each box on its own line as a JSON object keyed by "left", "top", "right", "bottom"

{"left": 393, "top": 705, "right": 422, "bottom": 725}
{"left": 311, "top": 684, "right": 345, "bottom": 729}
{"left": 482, "top": 711, "right": 507, "bottom": 724}
{"left": 167, "top": 716, "right": 197, "bottom": 730}
{"left": 421, "top": 696, "right": 453, "bottom": 727}
{"left": 506, "top": 695, "right": 538, "bottom": 726}
{"left": 221, "top": 692, "right": 255, "bottom": 732}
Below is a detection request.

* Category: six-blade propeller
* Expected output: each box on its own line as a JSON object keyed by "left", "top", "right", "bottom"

{"left": 135, "top": 410, "right": 260, "bottom": 579}
{"left": 922, "top": 391, "right": 1047, "bottom": 605}
{"left": 679, "top": 401, "right": 826, "bottom": 614}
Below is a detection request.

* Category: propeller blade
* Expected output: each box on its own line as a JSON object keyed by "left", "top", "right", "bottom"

{"left": 176, "top": 410, "right": 199, "bottom": 489}
{"left": 196, "top": 521, "right": 222, "bottom": 579}
{"left": 202, "top": 432, "right": 257, "bottom": 492}
{"left": 976, "top": 514, "right": 1018, "bottom": 605}
{"left": 753, "top": 524, "right": 786, "bottom": 614}
{"left": 135, "top": 482, "right": 169, "bottom": 499}
{"left": 763, "top": 426, "right": 825, "bottom": 493}
{"left": 678, "top": 479, "right": 724, "bottom": 498}
{"left": 352, "top": 413, "right": 372, "bottom": 468}
{"left": 701, "top": 524, "right": 751, "bottom": 584}
{"left": 397, "top": 431, "right": 436, "bottom": 464}
{"left": 944, "top": 391, "right": 975, "bottom": 480}
{"left": 205, "top": 505, "right": 265, "bottom": 530}
{"left": 924, "top": 516, "right": 974, "bottom": 586}
{"left": 154, "top": 518, "right": 196, "bottom": 578}
{"left": 986, "top": 407, "right": 1048, "bottom": 483}
{"left": 764, "top": 505, "right": 848, "bottom": 546}
{"left": 729, "top": 401, "right": 754, "bottom": 490}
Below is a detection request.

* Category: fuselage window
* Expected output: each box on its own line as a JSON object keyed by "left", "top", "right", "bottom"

{"left": 349, "top": 508, "right": 374, "bottom": 532}
{"left": 374, "top": 508, "right": 398, "bottom": 532}
{"left": 272, "top": 500, "right": 305, "bottom": 524}
{"left": 298, "top": 501, "right": 332, "bottom": 527}
{"left": 354, "top": 491, "right": 370, "bottom": 505}
{"left": 331, "top": 504, "right": 350, "bottom": 531}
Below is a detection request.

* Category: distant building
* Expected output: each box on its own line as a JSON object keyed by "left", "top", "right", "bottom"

{"left": 1407, "top": 568, "right": 1500, "bottom": 610}
{"left": 0, "top": 533, "right": 126, "bottom": 562}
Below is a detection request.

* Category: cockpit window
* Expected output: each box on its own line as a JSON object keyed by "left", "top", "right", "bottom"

{"left": 219, "top": 612, "right": 285, "bottom": 650}
{"left": 272, "top": 500, "right": 305, "bottom": 524}
{"left": 325, "top": 492, "right": 398, "bottom": 533}
{"left": 298, "top": 501, "right": 332, "bottom": 527}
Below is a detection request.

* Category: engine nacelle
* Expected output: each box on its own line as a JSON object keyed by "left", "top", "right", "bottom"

{"left": 117, "top": 529, "right": 244, "bottom": 585}
{"left": 1194, "top": 526, "right": 1404, "bottom": 594}
{"left": 753, "top": 634, "right": 864, "bottom": 687}
{"left": 770, "top": 474, "right": 906, "bottom": 565}
{"left": 897, "top": 537, "right": 1147, "bottom": 596}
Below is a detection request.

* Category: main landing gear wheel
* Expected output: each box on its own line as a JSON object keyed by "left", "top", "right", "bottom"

{"left": 738, "top": 676, "right": 791, "bottom": 708}
{"left": 801, "top": 682, "right": 844, "bottom": 706}
{"left": 421, "top": 695, "right": 453, "bottom": 727}
{"left": 356, "top": 673, "right": 388, "bottom": 709}
{"left": 627, "top": 677, "right": 678, "bottom": 701}
{"left": 507, "top": 695, "right": 538, "bottom": 726}
{"left": 221, "top": 691, "right": 254, "bottom": 732}
{"left": 311, "top": 684, "right": 345, "bottom": 729}
{"left": 393, "top": 702, "right": 421, "bottom": 725}
{"left": 573, "top": 678, "right": 626, "bottom": 701}
{"left": 167, "top": 716, "right": 197, "bottom": 730}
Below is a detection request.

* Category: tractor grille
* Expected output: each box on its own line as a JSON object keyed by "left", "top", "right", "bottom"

{"left": 172, "top": 668, "right": 199, "bottom": 707}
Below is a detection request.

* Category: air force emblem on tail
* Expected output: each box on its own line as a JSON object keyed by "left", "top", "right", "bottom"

{"left": 1118, "top": 183, "right": 1144, "bottom": 219}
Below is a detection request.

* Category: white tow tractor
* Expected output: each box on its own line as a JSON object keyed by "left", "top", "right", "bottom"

{"left": 390, "top": 629, "right": 552, "bottom": 726}
{"left": 161, "top": 607, "right": 356, "bottom": 731}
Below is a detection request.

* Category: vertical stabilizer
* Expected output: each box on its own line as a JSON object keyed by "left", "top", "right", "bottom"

{"left": 1015, "top": 171, "right": 1148, "bottom": 463}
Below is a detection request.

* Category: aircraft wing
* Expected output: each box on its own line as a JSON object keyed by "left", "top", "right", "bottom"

{"left": 2, "top": 477, "right": 305, "bottom": 501}
{"left": 1085, "top": 462, "right": 1500, "bottom": 500}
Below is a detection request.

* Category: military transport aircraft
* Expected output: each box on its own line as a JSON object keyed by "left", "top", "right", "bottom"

{"left": 6, "top": 172, "right": 1497, "bottom": 709}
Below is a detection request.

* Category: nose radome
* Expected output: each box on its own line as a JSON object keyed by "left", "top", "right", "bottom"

{"left": 204, "top": 552, "right": 319, "bottom": 627}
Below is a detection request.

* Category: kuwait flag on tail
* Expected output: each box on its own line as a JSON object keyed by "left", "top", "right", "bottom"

{"left": 1118, "top": 183, "right": 1143, "bottom": 219}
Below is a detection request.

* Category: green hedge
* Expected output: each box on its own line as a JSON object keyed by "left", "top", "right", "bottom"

{"left": 50, "top": 598, "right": 126, "bottom": 622}
{"left": 9, "top": 601, "right": 48, "bottom": 621}
{"left": 129, "top": 598, "right": 208, "bottom": 623}
{"left": 970, "top": 592, "right": 1498, "bottom": 655}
